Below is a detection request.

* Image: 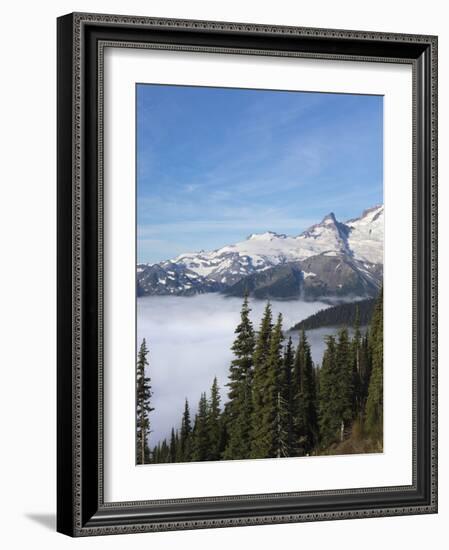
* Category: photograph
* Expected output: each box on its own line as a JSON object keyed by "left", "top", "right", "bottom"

{"left": 135, "top": 84, "right": 384, "bottom": 465}
{"left": 53, "top": 9, "right": 437, "bottom": 538}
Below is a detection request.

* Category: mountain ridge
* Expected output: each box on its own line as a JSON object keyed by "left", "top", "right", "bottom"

{"left": 137, "top": 205, "right": 384, "bottom": 300}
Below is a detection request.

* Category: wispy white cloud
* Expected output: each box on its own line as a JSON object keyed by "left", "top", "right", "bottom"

{"left": 138, "top": 294, "right": 329, "bottom": 445}
{"left": 138, "top": 216, "right": 317, "bottom": 239}
{"left": 136, "top": 85, "right": 383, "bottom": 263}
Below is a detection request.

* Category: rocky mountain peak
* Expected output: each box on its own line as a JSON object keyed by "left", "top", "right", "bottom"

{"left": 321, "top": 212, "right": 337, "bottom": 225}
{"left": 137, "top": 205, "right": 384, "bottom": 297}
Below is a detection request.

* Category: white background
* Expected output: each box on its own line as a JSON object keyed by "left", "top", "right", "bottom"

{"left": 104, "top": 49, "right": 413, "bottom": 501}
{"left": 0, "top": 0, "right": 446, "bottom": 548}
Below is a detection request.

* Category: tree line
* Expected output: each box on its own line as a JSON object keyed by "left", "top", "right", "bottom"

{"left": 291, "top": 297, "right": 376, "bottom": 331}
{"left": 136, "top": 289, "right": 383, "bottom": 464}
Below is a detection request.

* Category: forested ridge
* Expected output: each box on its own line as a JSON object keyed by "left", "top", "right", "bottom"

{"left": 290, "top": 297, "right": 376, "bottom": 331}
{"left": 136, "top": 290, "right": 383, "bottom": 464}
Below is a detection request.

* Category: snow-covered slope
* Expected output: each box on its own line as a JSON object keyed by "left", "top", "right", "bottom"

{"left": 346, "top": 205, "right": 384, "bottom": 264}
{"left": 137, "top": 205, "right": 384, "bottom": 297}
{"left": 172, "top": 205, "right": 383, "bottom": 274}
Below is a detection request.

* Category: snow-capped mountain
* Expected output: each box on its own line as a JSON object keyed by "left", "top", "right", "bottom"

{"left": 137, "top": 262, "right": 222, "bottom": 297}
{"left": 346, "top": 205, "right": 384, "bottom": 265}
{"left": 137, "top": 205, "right": 384, "bottom": 300}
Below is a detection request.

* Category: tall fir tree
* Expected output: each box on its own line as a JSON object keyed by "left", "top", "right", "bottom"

{"left": 314, "top": 363, "right": 321, "bottom": 398}
{"left": 152, "top": 442, "right": 160, "bottom": 464}
{"left": 160, "top": 439, "right": 169, "bottom": 463}
{"left": 270, "top": 315, "right": 288, "bottom": 458}
{"left": 147, "top": 288, "right": 383, "bottom": 464}
{"left": 365, "top": 288, "right": 383, "bottom": 441}
{"left": 192, "top": 392, "right": 210, "bottom": 461}
{"left": 251, "top": 312, "right": 284, "bottom": 458}
{"left": 207, "top": 377, "right": 222, "bottom": 460}
{"left": 359, "top": 334, "right": 371, "bottom": 412}
{"left": 281, "top": 337, "right": 295, "bottom": 455}
{"left": 179, "top": 399, "right": 192, "bottom": 462}
{"left": 218, "top": 405, "right": 230, "bottom": 459}
{"left": 318, "top": 336, "right": 338, "bottom": 447}
{"left": 250, "top": 302, "right": 274, "bottom": 458}
{"left": 351, "top": 305, "right": 363, "bottom": 419}
{"left": 136, "top": 338, "right": 154, "bottom": 465}
{"left": 175, "top": 429, "right": 183, "bottom": 462}
{"left": 335, "top": 327, "right": 353, "bottom": 440}
{"left": 318, "top": 329, "right": 353, "bottom": 447}
{"left": 292, "top": 329, "right": 318, "bottom": 455}
{"left": 223, "top": 296, "right": 255, "bottom": 460}
{"left": 169, "top": 428, "right": 177, "bottom": 463}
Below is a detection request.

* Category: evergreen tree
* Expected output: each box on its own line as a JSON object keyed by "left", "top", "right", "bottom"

{"left": 223, "top": 296, "right": 255, "bottom": 460}
{"left": 179, "top": 399, "right": 192, "bottom": 461}
{"left": 175, "top": 429, "right": 183, "bottom": 462}
{"left": 359, "top": 335, "right": 371, "bottom": 412}
{"left": 217, "top": 406, "right": 230, "bottom": 459}
{"left": 292, "top": 330, "right": 318, "bottom": 455}
{"left": 318, "top": 336, "right": 338, "bottom": 447}
{"left": 281, "top": 337, "right": 295, "bottom": 455}
{"left": 250, "top": 302, "right": 273, "bottom": 458}
{"left": 351, "top": 306, "right": 363, "bottom": 419}
{"left": 335, "top": 327, "right": 353, "bottom": 439}
{"left": 251, "top": 311, "right": 284, "bottom": 458}
{"left": 152, "top": 442, "right": 160, "bottom": 464}
{"left": 136, "top": 338, "right": 154, "bottom": 465}
{"left": 160, "top": 439, "right": 169, "bottom": 463}
{"left": 192, "top": 393, "right": 210, "bottom": 461}
{"left": 315, "top": 363, "right": 321, "bottom": 395}
{"left": 365, "top": 289, "right": 383, "bottom": 440}
{"left": 271, "top": 315, "right": 288, "bottom": 458}
{"left": 207, "top": 378, "right": 222, "bottom": 460}
{"left": 169, "top": 428, "right": 177, "bottom": 463}
{"left": 318, "top": 329, "right": 353, "bottom": 447}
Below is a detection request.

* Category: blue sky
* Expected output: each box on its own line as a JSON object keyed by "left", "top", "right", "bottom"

{"left": 137, "top": 84, "right": 383, "bottom": 264}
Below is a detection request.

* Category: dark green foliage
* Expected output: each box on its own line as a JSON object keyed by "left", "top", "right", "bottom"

{"left": 217, "top": 406, "right": 230, "bottom": 458}
{"left": 281, "top": 337, "right": 295, "bottom": 455}
{"left": 359, "top": 335, "right": 372, "bottom": 409}
{"left": 152, "top": 438, "right": 170, "bottom": 463}
{"left": 317, "top": 336, "right": 339, "bottom": 446}
{"left": 335, "top": 328, "right": 354, "bottom": 435}
{"left": 169, "top": 428, "right": 177, "bottom": 463}
{"left": 178, "top": 399, "right": 192, "bottom": 462}
{"left": 318, "top": 328, "right": 353, "bottom": 447}
{"left": 192, "top": 393, "right": 210, "bottom": 461}
{"left": 160, "top": 439, "right": 169, "bottom": 462}
{"left": 291, "top": 298, "right": 375, "bottom": 331}
{"left": 253, "top": 302, "right": 273, "bottom": 373}
{"left": 335, "top": 328, "right": 354, "bottom": 430}
{"left": 351, "top": 306, "right": 373, "bottom": 424}
{"left": 250, "top": 303, "right": 274, "bottom": 458}
{"left": 223, "top": 296, "right": 255, "bottom": 460}
{"left": 175, "top": 430, "right": 183, "bottom": 463}
{"left": 365, "top": 289, "right": 383, "bottom": 439}
{"left": 152, "top": 443, "right": 159, "bottom": 463}
{"left": 268, "top": 314, "right": 286, "bottom": 458}
{"left": 351, "top": 306, "right": 363, "bottom": 418}
{"left": 149, "top": 290, "right": 383, "bottom": 463}
{"left": 292, "top": 330, "right": 318, "bottom": 455}
{"left": 207, "top": 378, "right": 222, "bottom": 460}
{"left": 136, "top": 338, "right": 154, "bottom": 465}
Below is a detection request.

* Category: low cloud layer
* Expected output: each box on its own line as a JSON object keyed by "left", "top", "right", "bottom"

{"left": 137, "top": 294, "right": 330, "bottom": 446}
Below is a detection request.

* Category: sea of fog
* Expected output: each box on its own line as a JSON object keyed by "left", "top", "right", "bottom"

{"left": 137, "top": 294, "right": 344, "bottom": 446}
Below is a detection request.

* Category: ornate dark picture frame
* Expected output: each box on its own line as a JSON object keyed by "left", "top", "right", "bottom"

{"left": 57, "top": 12, "right": 438, "bottom": 537}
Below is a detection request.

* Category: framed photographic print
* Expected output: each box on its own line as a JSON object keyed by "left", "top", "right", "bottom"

{"left": 57, "top": 12, "right": 438, "bottom": 536}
